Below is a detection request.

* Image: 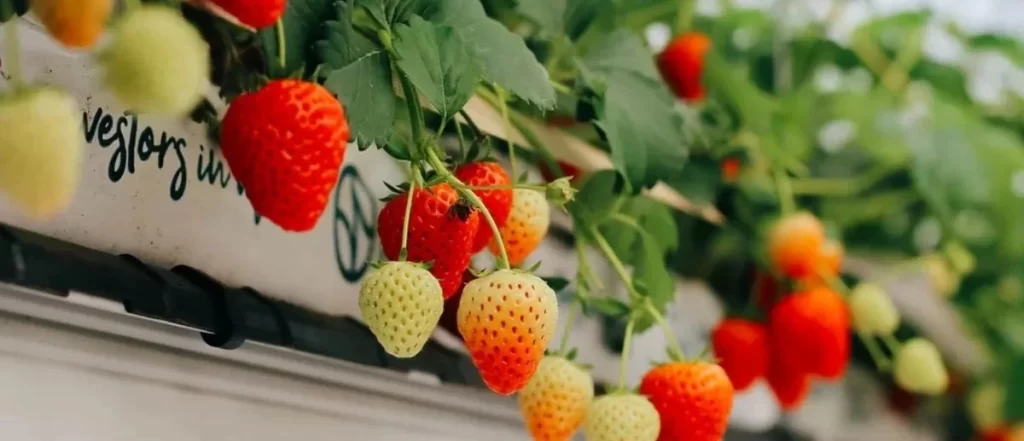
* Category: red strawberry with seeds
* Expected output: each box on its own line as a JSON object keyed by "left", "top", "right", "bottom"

{"left": 712, "top": 318, "right": 769, "bottom": 392}
{"left": 454, "top": 162, "right": 513, "bottom": 253}
{"left": 220, "top": 79, "right": 349, "bottom": 232}
{"left": 770, "top": 286, "right": 850, "bottom": 380}
{"left": 639, "top": 361, "right": 735, "bottom": 441}
{"left": 658, "top": 32, "right": 712, "bottom": 102}
{"left": 377, "top": 184, "right": 480, "bottom": 299}
{"left": 766, "top": 354, "right": 812, "bottom": 411}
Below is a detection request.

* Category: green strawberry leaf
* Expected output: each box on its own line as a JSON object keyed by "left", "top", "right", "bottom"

{"left": 356, "top": 0, "right": 434, "bottom": 29}
{"left": 516, "top": 0, "right": 564, "bottom": 33}
{"left": 319, "top": 3, "right": 397, "bottom": 150}
{"left": 260, "top": 0, "right": 335, "bottom": 77}
{"left": 423, "top": 0, "right": 556, "bottom": 109}
{"left": 580, "top": 29, "right": 661, "bottom": 82}
{"left": 393, "top": 16, "right": 481, "bottom": 123}
{"left": 569, "top": 169, "right": 629, "bottom": 227}
{"left": 596, "top": 71, "right": 688, "bottom": 191}
{"left": 564, "top": 0, "right": 607, "bottom": 40}
{"left": 517, "top": 0, "right": 605, "bottom": 39}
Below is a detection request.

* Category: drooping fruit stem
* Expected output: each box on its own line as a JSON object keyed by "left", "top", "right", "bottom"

{"left": 274, "top": 19, "right": 286, "bottom": 70}
{"left": 646, "top": 300, "right": 686, "bottom": 360}
{"left": 398, "top": 166, "right": 421, "bottom": 262}
{"left": 592, "top": 227, "right": 637, "bottom": 299}
{"left": 557, "top": 301, "right": 577, "bottom": 356}
{"left": 773, "top": 168, "right": 796, "bottom": 214}
{"left": 675, "top": 0, "right": 696, "bottom": 33}
{"left": 618, "top": 315, "right": 637, "bottom": 390}
{"left": 859, "top": 330, "right": 891, "bottom": 371}
{"left": 2, "top": 0, "right": 24, "bottom": 91}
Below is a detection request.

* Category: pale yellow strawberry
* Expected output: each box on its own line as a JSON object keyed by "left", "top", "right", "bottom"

{"left": 519, "top": 356, "right": 594, "bottom": 441}
{"left": 100, "top": 5, "right": 209, "bottom": 116}
{"left": 489, "top": 188, "right": 549, "bottom": 267}
{"left": 0, "top": 88, "right": 83, "bottom": 219}
{"left": 848, "top": 283, "right": 900, "bottom": 336}
{"left": 893, "top": 338, "right": 948, "bottom": 395}
{"left": 969, "top": 382, "right": 1006, "bottom": 431}
{"left": 359, "top": 261, "right": 444, "bottom": 358}
{"left": 583, "top": 394, "right": 660, "bottom": 441}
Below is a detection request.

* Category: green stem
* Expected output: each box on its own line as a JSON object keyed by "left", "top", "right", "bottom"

{"left": 773, "top": 169, "right": 795, "bottom": 214}
{"left": 647, "top": 300, "right": 685, "bottom": 359}
{"left": 399, "top": 76, "right": 427, "bottom": 158}
{"left": 576, "top": 242, "right": 604, "bottom": 290}
{"left": 789, "top": 164, "right": 904, "bottom": 196}
{"left": 2, "top": 0, "right": 23, "bottom": 90}
{"left": 618, "top": 316, "right": 637, "bottom": 390}
{"left": 882, "top": 333, "right": 902, "bottom": 355}
{"left": 497, "top": 89, "right": 517, "bottom": 181}
{"left": 772, "top": 0, "right": 792, "bottom": 95}
{"left": 675, "top": 0, "right": 697, "bottom": 33}
{"left": 859, "top": 332, "right": 891, "bottom": 371}
{"left": 509, "top": 112, "right": 562, "bottom": 182}
{"left": 592, "top": 227, "right": 637, "bottom": 298}
{"left": 275, "top": 19, "right": 286, "bottom": 70}
{"left": 454, "top": 118, "right": 468, "bottom": 162}
{"left": 465, "top": 184, "right": 547, "bottom": 192}
{"left": 557, "top": 302, "right": 578, "bottom": 355}
{"left": 425, "top": 149, "right": 512, "bottom": 270}
{"left": 549, "top": 79, "right": 573, "bottom": 96}
{"left": 398, "top": 167, "right": 420, "bottom": 261}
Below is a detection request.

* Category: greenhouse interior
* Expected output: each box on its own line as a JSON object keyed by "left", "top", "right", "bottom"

{"left": 0, "top": 0, "right": 1022, "bottom": 440}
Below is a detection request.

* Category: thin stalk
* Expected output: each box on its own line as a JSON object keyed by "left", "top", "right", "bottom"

{"left": 557, "top": 302, "right": 578, "bottom": 355}
{"left": 498, "top": 90, "right": 518, "bottom": 181}
{"left": 454, "top": 119, "right": 468, "bottom": 161}
{"left": 647, "top": 300, "right": 685, "bottom": 359}
{"left": 592, "top": 227, "right": 637, "bottom": 298}
{"left": 398, "top": 167, "right": 420, "bottom": 261}
{"left": 618, "top": 316, "right": 637, "bottom": 390}
{"left": 549, "top": 79, "right": 573, "bottom": 95}
{"left": 275, "top": 19, "right": 287, "bottom": 70}
{"left": 773, "top": 169, "right": 796, "bottom": 214}
{"left": 882, "top": 333, "right": 902, "bottom": 355}
{"left": 509, "top": 112, "right": 562, "bottom": 182}
{"left": 675, "top": 0, "right": 697, "bottom": 33}
{"left": 576, "top": 242, "right": 604, "bottom": 291}
{"left": 859, "top": 331, "right": 891, "bottom": 371}
{"left": 465, "top": 183, "right": 546, "bottom": 192}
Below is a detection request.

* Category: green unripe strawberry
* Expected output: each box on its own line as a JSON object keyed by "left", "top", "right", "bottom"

{"left": 893, "top": 338, "right": 948, "bottom": 395}
{"left": 0, "top": 88, "right": 83, "bottom": 218}
{"left": 849, "top": 283, "right": 900, "bottom": 336}
{"left": 969, "top": 382, "right": 1006, "bottom": 430}
{"left": 359, "top": 261, "right": 444, "bottom": 358}
{"left": 583, "top": 394, "right": 660, "bottom": 441}
{"left": 100, "top": 5, "right": 209, "bottom": 116}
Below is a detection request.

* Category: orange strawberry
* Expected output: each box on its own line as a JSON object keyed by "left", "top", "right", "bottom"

{"left": 220, "top": 79, "right": 349, "bottom": 232}
{"left": 799, "top": 239, "right": 844, "bottom": 288}
{"left": 766, "top": 354, "right": 812, "bottom": 411}
{"left": 711, "top": 318, "right": 769, "bottom": 392}
{"left": 768, "top": 212, "right": 826, "bottom": 280}
{"left": 518, "top": 356, "right": 594, "bottom": 441}
{"left": 639, "top": 361, "right": 734, "bottom": 441}
{"left": 489, "top": 189, "right": 550, "bottom": 266}
{"left": 457, "top": 269, "right": 559, "bottom": 395}
{"left": 33, "top": 0, "right": 113, "bottom": 49}
{"left": 207, "top": 0, "right": 286, "bottom": 29}
{"left": 377, "top": 184, "right": 480, "bottom": 299}
{"left": 770, "top": 286, "right": 850, "bottom": 381}
{"left": 455, "top": 162, "right": 513, "bottom": 253}
{"left": 657, "top": 32, "right": 712, "bottom": 102}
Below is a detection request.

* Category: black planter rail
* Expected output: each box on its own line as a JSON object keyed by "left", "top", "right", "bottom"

{"left": 0, "top": 223, "right": 486, "bottom": 389}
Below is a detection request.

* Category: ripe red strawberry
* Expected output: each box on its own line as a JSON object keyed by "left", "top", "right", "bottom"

{"left": 377, "top": 184, "right": 480, "bottom": 299}
{"left": 767, "top": 212, "right": 827, "bottom": 280}
{"left": 766, "top": 355, "right": 812, "bottom": 411}
{"left": 770, "top": 286, "right": 850, "bottom": 381}
{"left": 220, "top": 79, "right": 349, "bottom": 232}
{"left": 711, "top": 318, "right": 769, "bottom": 392}
{"left": 207, "top": 0, "right": 286, "bottom": 29}
{"left": 518, "top": 356, "right": 594, "bottom": 441}
{"left": 657, "top": 32, "right": 712, "bottom": 102}
{"left": 753, "top": 271, "right": 783, "bottom": 311}
{"left": 454, "top": 162, "right": 513, "bottom": 253}
{"left": 639, "top": 361, "right": 734, "bottom": 441}
{"left": 457, "top": 269, "right": 559, "bottom": 395}
{"left": 489, "top": 189, "right": 550, "bottom": 266}
{"left": 721, "top": 157, "right": 741, "bottom": 182}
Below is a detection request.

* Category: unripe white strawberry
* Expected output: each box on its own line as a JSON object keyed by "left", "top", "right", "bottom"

{"left": 0, "top": 88, "right": 83, "bottom": 218}
{"left": 519, "top": 356, "right": 594, "bottom": 441}
{"left": 893, "top": 338, "right": 948, "bottom": 395}
{"left": 100, "top": 5, "right": 209, "bottom": 116}
{"left": 849, "top": 283, "right": 900, "bottom": 336}
{"left": 359, "top": 261, "right": 444, "bottom": 358}
{"left": 583, "top": 394, "right": 660, "bottom": 441}
{"left": 969, "top": 382, "right": 1006, "bottom": 430}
